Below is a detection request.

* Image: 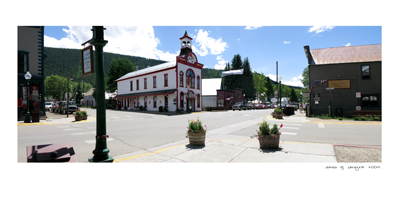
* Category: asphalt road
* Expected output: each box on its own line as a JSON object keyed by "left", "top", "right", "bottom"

{"left": 17, "top": 108, "right": 382, "bottom": 162}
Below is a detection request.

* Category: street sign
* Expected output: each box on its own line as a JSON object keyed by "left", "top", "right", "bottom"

{"left": 326, "top": 87, "right": 334, "bottom": 90}
{"left": 271, "top": 98, "right": 278, "bottom": 103}
{"left": 65, "top": 92, "right": 72, "bottom": 99}
{"left": 274, "top": 90, "right": 278, "bottom": 95}
{"left": 81, "top": 45, "right": 94, "bottom": 76}
{"left": 302, "top": 93, "right": 309, "bottom": 97}
{"left": 356, "top": 106, "right": 361, "bottom": 111}
{"left": 356, "top": 92, "right": 361, "bottom": 98}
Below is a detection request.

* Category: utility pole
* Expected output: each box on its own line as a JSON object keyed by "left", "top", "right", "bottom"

{"left": 88, "top": 26, "right": 113, "bottom": 162}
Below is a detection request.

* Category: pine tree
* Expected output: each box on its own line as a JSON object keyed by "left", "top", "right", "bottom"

{"left": 107, "top": 57, "right": 136, "bottom": 92}
{"left": 265, "top": 76, "right": 274, "bottom": 100}
{"left": 242, "top": 57, "right": 256, "bottom": 101}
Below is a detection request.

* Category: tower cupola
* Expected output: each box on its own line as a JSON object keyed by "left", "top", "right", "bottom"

{"left": 179, "top": 30, "right": 193, "bottom": 56}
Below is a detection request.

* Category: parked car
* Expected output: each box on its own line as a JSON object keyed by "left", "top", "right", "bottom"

{"left": 58, "top": 101, "right": 79, "bottom": 114}
{"left": 244, "top": 102, "right": 254, "bottom": 110}
{"left": 45, "top": 102, "right": 52, "bottom": 111}
{"left": 254, "top": 103, "right": 262, "bottom": 109}
{"left": 232, "top": 102, "right": 246, "bottom": 111}
{"left": 264, "top": 103, "right": 272, "bottom": 109}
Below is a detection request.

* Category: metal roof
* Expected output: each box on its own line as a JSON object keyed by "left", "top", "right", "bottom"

{"left": 116, "top": 61, "right": 176, "bottom": 81}
{"left": 310, "top": 44, "right": 381, "bottom": 65}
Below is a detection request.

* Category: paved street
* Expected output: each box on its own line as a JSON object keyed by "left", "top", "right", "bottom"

{"left": 18, "top": 108, "right": 381, "bottom": 162}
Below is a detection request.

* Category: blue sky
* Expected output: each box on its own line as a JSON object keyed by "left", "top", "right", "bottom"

{"left": 44, "top": 26, "right": 381, "bottom": 87}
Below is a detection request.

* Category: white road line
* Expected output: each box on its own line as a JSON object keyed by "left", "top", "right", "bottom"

{"left": 318, "top": 123, "right": 325, "bottom": 128}
{"left": 280, "top": 127, "right": 300, "bottom": 130}
{"left": 284, "top": 123, "right": 303, "bottom": 126}
{"left": 63, "top": 128, "right": 82, "bottom": 131}
{"left": 85, "top": 138, "right": 115, "bottom": 144}
{"left": 281, "top": 132, "right": 297, "bottom": 136}
{"left": 57, "top": 126, "right": 70, "bottom": 128}
{"left": 71, "top": 131, "right": 96, "bottom": 136}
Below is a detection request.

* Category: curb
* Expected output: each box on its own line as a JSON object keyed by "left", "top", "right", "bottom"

{"left": 333, "top": 144, "right": 381, "bottom": 149}
{"left": 18, "top": 117, "right": 96, "bottom": 126}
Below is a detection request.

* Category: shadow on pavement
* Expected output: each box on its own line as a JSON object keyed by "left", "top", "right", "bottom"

{"left": 185, "top": 144, "right": 206, "bottom": 150}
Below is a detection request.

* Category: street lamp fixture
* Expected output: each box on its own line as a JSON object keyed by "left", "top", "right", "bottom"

{"left": 24, "top": 71, "right": 32, "bottom": 123}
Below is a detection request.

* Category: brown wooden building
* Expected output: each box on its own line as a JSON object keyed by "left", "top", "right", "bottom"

{"left": 216, "top": 88, "right": 243, "bottom": 109}
{"left": 304, "top": 44, "right": 382, "bottom": 117}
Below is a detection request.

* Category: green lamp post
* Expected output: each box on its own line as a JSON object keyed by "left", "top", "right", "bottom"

{"left": 88, "top": 26, "right": 114, "bottom": 162}
{"left": 278, "top": 75, "right": 282, "bottom": 110}
{"left": 24, "top": 71, "right": 32, "bottom": 123}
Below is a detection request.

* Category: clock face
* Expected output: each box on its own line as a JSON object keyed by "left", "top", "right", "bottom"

{"left": 188, "top": 54, "right": 196, "bottom": 63}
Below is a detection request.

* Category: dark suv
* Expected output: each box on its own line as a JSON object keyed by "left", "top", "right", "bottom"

{"left": 59, "top": 101, "right": 79, "bottom": 114}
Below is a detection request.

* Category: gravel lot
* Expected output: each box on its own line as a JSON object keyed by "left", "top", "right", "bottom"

{"left": 334, "top": 146, "right": 382, "bottom": 163}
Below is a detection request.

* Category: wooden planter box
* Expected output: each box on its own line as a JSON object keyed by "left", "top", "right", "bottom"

{"left": 258, "top": 135, "right": 280, "bottom": 149}
{"left": 188, "top": 132, "right": 206, "bottom": 146}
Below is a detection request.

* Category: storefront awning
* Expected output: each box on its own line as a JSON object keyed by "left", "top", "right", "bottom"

{"left": 114, "top": 89, "right": 177, "bottom": 99}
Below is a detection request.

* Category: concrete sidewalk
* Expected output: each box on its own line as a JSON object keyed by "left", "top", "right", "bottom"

{"left": 112, "top": 134, "right": 337, "bottom": 163}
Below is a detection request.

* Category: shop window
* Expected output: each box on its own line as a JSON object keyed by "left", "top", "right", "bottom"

{"left": 165, "top": 96, "right": 168, "bottom": 108}
{"left": 180, "top": 92, "right": 184, "bottom": 108}
{"left": 218, "top": 99, "right": 224, "bottom": 107}
{"left": 197, "top": 94, "right": 200, "bottom": 108}
{"left": 362, "top": 95, "right": 379, "bottom": 107}
{"left": 18, "top": 52, "right": 29, "bottom": 73}
{"left": 186, "top": 70, "right": 195, "bottom": 89}
{"left": 361, "top": 65, "right": 371, "bottom": 79}
{"left": 314, "top": 80, "right": 323, "bottom": 86}
{"left": 153, "top": 96, "right": 157, "bottom": 108}
{"left": 180, "top": 71, "right": 184, "bottom": 87}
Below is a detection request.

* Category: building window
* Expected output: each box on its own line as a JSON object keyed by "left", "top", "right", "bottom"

{"left": 362, "top": 95, "right": 378, "bottom": 107}
{"left": 314, "top": 80, "right": 323, "bottom": 86}
{"left": 136, "top": 80, "right": 139, "bottom": 90}
{"left": 130, "top": 81, "right": 133, "bottom": 91}
{"left": 153, "top": 76, "right": 157, "bottom": 88}
{"left": 164, "top": 74, "right": 168, "bottom": 87}
{"left": 180, "top": 71, "right": 184, "bottom": 87}
{"left": 218, "top": 99, "right": 224, "bottom": 107}
{"left": 153, "top": 96, "right": 157, "bottom": 108}
{"left": 197, "top": 94, "right": 200, "bottom": 108}
{"left": 144, "top": 78, "right": 147, "bottom": 89}
{"left": 18, "top": 52, "right": 29, "bottom": 73}
{"left": 165, "top": 96, "right": 168, "bottom": 108}
{"left": 144, "top": 97, "right": 147, "bottom": 108}
{"left": 186, "top": 70, "right": 195, "bottom": 89}
{"left": 197, "top": 76, "right": 200, "bottom": 89}
{"left": 180, "top": 92, "right": 184, "bottom": 108}
{"left": 361, "top": 65, "right": 371, "bottom": 79}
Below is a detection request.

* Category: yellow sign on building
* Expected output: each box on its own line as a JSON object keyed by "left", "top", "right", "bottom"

{"left": 328, "top": 80, "right": 351, "bottom": 89}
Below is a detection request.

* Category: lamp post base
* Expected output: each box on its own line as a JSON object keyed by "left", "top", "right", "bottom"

{"left": 24, "top": 112, "right": 31, "bottom": 123}
{"left": 88, "top": 155, "right": 114, "bottom": 163}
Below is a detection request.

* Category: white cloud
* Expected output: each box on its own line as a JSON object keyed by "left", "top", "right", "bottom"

{"left": 283, "top": 41, "right": 291, "bottom": 44}
{"left": 214, "top": 55, "right": 228, "bottom": 70}
{"left": 345, "top": 43, "right": 351, "bottom": 46}
{"left": 308, "top": 26, "right": 335, "bottom": 33}
{"left": 44, "top": 26, "right": 179, "bottom": 61}
{"left": 192, "top": 29, "right": 228, "bottom": 57}
{"left": 237, "top": 38, "right": 240, "bottom": 42}
{"left": 245, "top": 26, "right": 262, "bottom": 30}
{"left": 265, "top": 74, "right": 304, "bottom": 87}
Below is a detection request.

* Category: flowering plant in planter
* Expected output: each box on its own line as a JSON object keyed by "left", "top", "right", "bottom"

{"left": 186, "top": 117, "right": 207, "bottom": 134}
{"left": 251, "top": 118, "right": 283, "bottom": 149}
{"left": 273, "top": 108, "right": 283, "bottom": 114}
{"left": 186, "top": 117, "right": 207, "bottom": 146}
{"left": 251, "top": 117, "right": 283, "bottom": 140}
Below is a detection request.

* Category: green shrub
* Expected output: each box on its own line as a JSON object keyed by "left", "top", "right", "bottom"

{"left": 75, "top": 111, "right": 83, "bottom": 117}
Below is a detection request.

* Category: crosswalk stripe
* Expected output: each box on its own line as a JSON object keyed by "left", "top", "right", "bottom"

{"left": 281, "top": 132, "right": 297, "bottom": 135}
{"left": 85, "top": 138, "right": 115, "bottom": 144}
